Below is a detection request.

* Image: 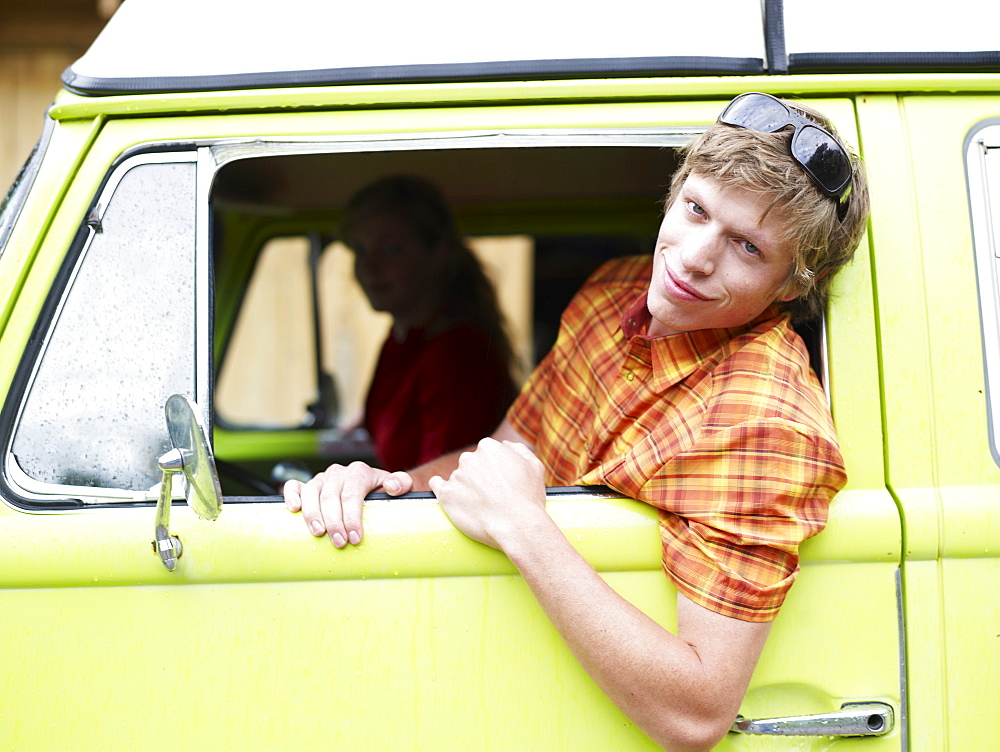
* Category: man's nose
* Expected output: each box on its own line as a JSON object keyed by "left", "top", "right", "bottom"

{"left": 678, "top": 232, "right": 718, "bottom": 275}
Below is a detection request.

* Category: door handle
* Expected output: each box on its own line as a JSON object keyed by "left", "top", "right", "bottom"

{"left": 731, "top": 702, "right": 894, "bottom": 736}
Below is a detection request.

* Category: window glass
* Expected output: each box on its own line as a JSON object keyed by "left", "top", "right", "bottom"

{"left": 968, "top": 123, "right": 1000, "bottom": 465}
{"left": 10, "top": 159, "right": 197, "bottom": 491}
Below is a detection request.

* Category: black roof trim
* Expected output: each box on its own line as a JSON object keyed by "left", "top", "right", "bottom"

{"left": 790, "top": 50, "right": 1000, "bottom": 74}
{"left": 61, "top": 55, "right": 765, "bottom": 96}
{"left": 763, "top": 0, "right": 788, "bottom": 75}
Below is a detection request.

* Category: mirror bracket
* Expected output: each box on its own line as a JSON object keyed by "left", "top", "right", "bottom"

{"left": 151, "top": 396, "right": 223, "bottom": 572}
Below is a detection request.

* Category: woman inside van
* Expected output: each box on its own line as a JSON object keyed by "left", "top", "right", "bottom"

{"left": 341, "top": 175, "right": 518, "bottom": 472}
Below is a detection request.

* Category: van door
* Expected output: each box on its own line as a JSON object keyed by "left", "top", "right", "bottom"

{"left": 0, "top": 98, "right": 902, "bottom": 750}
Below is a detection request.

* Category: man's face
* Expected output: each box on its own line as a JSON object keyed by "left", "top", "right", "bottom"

{"left": 646, "top": 172, "right": 799, "bottom": 337}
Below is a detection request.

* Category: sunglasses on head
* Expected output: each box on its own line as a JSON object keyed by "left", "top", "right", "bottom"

{"left": 718, "top": 92, "right": 853, "bottom": 219}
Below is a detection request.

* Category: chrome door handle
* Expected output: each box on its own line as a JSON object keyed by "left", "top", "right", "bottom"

{"left": 731, "top": 702, "right": 894, "bottom": 736}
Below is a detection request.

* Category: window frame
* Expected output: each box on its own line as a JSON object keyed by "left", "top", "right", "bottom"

{"left": 1, "top": 147, "right": 212, "bottom": 508}
{"left": 0, "top": 116, "right": 55, "bottom": 259}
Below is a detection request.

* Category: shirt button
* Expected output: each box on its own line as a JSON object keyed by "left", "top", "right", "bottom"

{"left": 624, "top": 370, "right": 634, "bottom": 381}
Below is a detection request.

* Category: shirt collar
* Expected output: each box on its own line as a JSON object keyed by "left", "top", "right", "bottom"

{"left": 621, "top": 293, "right": 782, "bottom": 388}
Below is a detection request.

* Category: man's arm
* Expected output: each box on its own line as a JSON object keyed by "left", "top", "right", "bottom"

{"left": 283, "top": 418, "right": 531, "bottom": 546}
{"left": 428, "top": 438, "right": 769, "bottom": 751}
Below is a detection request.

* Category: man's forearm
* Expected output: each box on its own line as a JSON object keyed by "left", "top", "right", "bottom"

{"left": 426, "top": 435, "right": 767, "bottom": 749}
{"left": 498, "top": 511, "right": 769, "bottom": 752}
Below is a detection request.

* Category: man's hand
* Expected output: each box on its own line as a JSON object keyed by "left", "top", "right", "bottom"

{"left": 428, "top": 438, "right": 547, "bottom": 549}
{"left": 285, "top": 420, "right": 532, "bottom": 549}
{"left": 283, "top": 462, "right": 413, "bottom": 547}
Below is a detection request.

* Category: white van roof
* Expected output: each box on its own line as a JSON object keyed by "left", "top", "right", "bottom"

{"left": 63, "top": 0, "right": 1000, "bottom": 96}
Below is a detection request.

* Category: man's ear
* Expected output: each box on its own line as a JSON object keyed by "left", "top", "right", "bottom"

{"left": 775, "top": 278, "right": 805, "bottom": 303}
{"left": 777, "top": 268, "right": 809, "bottom": 303}
{"left": 778, "top": 287, "right": 801, "bottom": 303}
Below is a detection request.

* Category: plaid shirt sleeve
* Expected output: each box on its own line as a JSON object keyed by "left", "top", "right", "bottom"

{"left": 594, "top": 348, "right": 847, "bottom": 622}
{"left": 619, "top": 419, "right": 845, "bottom": 622}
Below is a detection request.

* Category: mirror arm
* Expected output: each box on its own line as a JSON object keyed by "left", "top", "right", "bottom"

{"left": 153, "top": 447, "right": 185, "bottom": 571}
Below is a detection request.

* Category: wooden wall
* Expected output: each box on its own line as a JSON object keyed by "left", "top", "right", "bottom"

{"left": 0, "top": 1, "right": 535, "bottom": 431}
{"left": 0, "top": 0, "right": 109, "bottom": 190}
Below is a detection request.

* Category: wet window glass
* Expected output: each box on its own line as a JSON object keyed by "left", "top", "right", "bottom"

{"left": 10, "top": 159, "right": 197, "bottom": 491}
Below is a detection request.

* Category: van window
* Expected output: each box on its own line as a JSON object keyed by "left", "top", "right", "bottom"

{"left": 9, "top": 155, "right": 197, "bottom": 494}
{"left": 967, "top": 122, "right": 1000, "bottom": 465}
{"left": 209, "top": 141, "right": 671, "bottom": 487}
{"left": 4, "top": 130, "right": 837, "bottom": 502}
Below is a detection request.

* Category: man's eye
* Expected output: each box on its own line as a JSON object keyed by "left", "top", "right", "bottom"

{"left": 688, "top": 201, "right": 705, "bottom": 215}
{"left": 742, "top": 240, "right": 761, "bottom": 255}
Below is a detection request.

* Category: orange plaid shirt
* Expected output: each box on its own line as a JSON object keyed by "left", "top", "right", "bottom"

{"left": 508, "top": 256, "right": 847, "bottom": 622}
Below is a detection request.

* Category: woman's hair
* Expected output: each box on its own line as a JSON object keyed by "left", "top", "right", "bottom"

{"left": 667, "top": 98, "right": 871, "bottom": 323}
{"left": 341, "top": 175, "right": 517, "bottom": 371}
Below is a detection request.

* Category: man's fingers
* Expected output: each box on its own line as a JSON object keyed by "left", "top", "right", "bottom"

{"left": 283, "top": 479, "right": 303, "bottom": 512}
{"left": 283, "top": 462, "right": 412, "bottom": 547}
{"left": 334, "top": 462, "right": 377, "bottom": 547}
{"left": 298, "top": 472, "right": 337, "bottom": 537}
{"left": 322, "top": 462, "right": 379, "bottom": 547}
{"left": 427, "top": 475, "right": 444, "bottom": 496}
{"left": 383, "top": 471, "right": 414, "bottom": 496}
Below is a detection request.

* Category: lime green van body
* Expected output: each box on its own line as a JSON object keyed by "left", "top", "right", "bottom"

{"left": 0, "top": 1, "right": 997, "bottom": 748}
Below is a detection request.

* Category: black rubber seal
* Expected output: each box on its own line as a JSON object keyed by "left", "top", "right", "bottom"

{"left": 61, "top": 56, "right": 765, "bottom": 96}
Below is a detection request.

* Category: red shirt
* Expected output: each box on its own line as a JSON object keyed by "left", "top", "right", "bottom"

{"left": 366, "top": 323, "right": 516, "bottom": 472}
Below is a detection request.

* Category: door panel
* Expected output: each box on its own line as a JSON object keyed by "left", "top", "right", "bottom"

{"left": 0, "top": 97, "right": 903, "bottom": 749}
{"left": 0, "top": 492, "right": 901, "bottom": 749}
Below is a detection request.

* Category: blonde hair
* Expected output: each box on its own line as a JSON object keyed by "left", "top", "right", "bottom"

{"left": 667, "top": 98, "right": 870, "bottom": 323}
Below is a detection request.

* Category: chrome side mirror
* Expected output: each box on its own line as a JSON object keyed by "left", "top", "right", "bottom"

{"left": 152, "top": 394, "right": 223, "bottom": 571}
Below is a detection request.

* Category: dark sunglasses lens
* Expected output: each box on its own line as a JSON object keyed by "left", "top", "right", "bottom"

{"left": 793, "top": 125, "right": 852, "bottom": 196}
{"left": 720, "top": 94, "right": 790, "bottom": 131}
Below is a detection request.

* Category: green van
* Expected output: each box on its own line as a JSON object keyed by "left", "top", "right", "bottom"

{"left": 1, "top": 0, "right": 997, "bottom": 748}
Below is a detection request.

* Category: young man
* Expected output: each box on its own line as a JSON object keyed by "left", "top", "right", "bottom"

{"left": 285, "top": 92, "right": 870, "bottom": 750}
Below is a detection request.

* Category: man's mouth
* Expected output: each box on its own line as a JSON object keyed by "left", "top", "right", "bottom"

{"left": 664, "top": 266, "right": 711, "bottom": 302}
